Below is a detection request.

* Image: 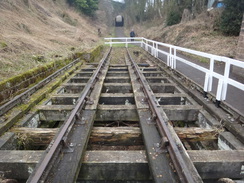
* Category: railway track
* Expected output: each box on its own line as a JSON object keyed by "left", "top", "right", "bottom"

{"left": 0, "top": 47, "right": 243, "bottom": 183}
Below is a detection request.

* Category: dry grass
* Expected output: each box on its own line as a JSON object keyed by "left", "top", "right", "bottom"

{"left": 0, "top": 0, "right": 107, "bottom": 81}
{"left": 135, "top": 10, "right": 239, "bottom": 59}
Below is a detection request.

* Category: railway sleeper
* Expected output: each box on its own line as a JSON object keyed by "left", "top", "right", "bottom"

{"left": 0, "top": 150, "right": 243, "bottom": 181}
{"left": 0, "top": 125, "right": 220, "bottom": 150}
{"left": 1, "top": 47, "right": 243, "bottom": 182}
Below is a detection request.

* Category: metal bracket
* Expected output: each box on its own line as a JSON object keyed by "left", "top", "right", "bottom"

{"left": 141, "top": 97, "right": 148, "bottom": 104}
{"left": 203, "top": 91, "right": 208, "bottom": 99}
{"left": 154, "top": 137, "right": 169, "bottom": 154}
{"left": 146, "top": 115, "right": 156, "bottom": 125}
{"left": 85, "top": 96, "right": 94, "bottom": 105}
{"left": 61, "top": 137, "right": 74, "bottom": 153}
{"left": 215, "top": 100, "right": 221, "bottom": 108}
{"left": 152, "top": 95, "right": 160, "bottom": 107}
{"left": 75, "top": 113, "right": 86, "bottom": 125}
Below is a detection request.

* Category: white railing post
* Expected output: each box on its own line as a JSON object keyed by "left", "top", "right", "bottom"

{"left": 204, "top": 57, "right": 214, "bottom": 94}
{"left": 204, "top": 73, "right": 210, "bottom": 92}
{"left": 110, "top": 38, "right": 112, "bottom": 47}
{"left": 151, "top": 42, "right": 154, "bottom": 55}
{"left": 173, "top": 47, "right": 176, "bottom": 69}
{"left": 216, "top": 79, "right": 224, "bottom": 101}
{"left": 156, "top": 43, "right": 158, "bottom": 58}
{"left": 170, "top": 46, "right": 174, "bottom": 68}
{"left": 126, "top": 38, "right": 128, "bottom": 48}
{"left": 154, "top": 42, "right": 157, "bottom": 57}
{"left": 166, "top": 46, "right": 170, "bottom": 66}
{"left": 146, "top": 40, "right": 148, "bottom": 51}
{"left": 221, "top": 59, "right": 231, "bottom": 101}
{"left": 140, "top": 38, "right": 143, "bottom": 47}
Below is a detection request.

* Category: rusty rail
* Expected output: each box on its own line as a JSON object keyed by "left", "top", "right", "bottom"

{"left": 126, "top": 48, "right": 202, "bottom": 183}
{"left": 27, "top": 47, "right": 111, "bottom": 183}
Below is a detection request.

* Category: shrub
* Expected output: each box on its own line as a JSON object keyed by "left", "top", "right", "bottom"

{"left": 67, "top": 0, "right": 98, "bottom": 16}
{"left": 167, "top": 10, "right": 181, "bottom": 26}
{"left": 220, "top": 0, "right": 244, "bottom": 36}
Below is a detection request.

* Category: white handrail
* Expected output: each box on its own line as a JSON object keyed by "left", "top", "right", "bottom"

{"left": 104, "top": 37, "right": 244, "bottom": 102}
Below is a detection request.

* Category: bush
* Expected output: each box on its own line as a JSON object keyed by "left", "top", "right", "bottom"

{"left": 67, "top": 0, "right": 98, "bottom": 16}
{"left": 167, "top": 10, "right": 181, "bottom": 26}
{"left": 220, "top": 0, "right": 244, "bottom": 36}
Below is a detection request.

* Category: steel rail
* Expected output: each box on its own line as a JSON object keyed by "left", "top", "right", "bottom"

{"left": 0, "top": 58, "right": 81, "bottom": 116}
{"left": 27, "top": 47, "right": 111, "bottom": 183}
{"left": 126, "top": 48, "right": 202, "bottom": 183}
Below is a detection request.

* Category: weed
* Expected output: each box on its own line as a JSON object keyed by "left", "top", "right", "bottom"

{"left": 15, "top": 132, "right": 33, "bottom": 150}
{"left": 0, "top": 42, "right": 7, "bottom": 48}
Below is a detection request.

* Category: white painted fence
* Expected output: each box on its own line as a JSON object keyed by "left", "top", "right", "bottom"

{"left": 104, "top": 37, "right": 244, "bottom": 102}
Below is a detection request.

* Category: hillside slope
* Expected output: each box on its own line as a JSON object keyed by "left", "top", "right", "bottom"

{"left": 136, "top": 10, "right": 239, "bottom": 59}
{"left": 0, "top": 0, "right": 106, "bottom": 80}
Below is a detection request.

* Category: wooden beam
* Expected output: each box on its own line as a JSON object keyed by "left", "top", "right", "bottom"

{"left": 90, "top": 127, "right": 219, "bottom": 144}
{"left": 11, "top": 126, "right": 219, "bottom": 148}
{"left": 11, "top": 128, "right": 58, "bottom": 146}
{"left": 174, "top": 127, "right": 220, "bottom": 141}
{"left": 89, "top": 127, "right": 143, "bottom": 145}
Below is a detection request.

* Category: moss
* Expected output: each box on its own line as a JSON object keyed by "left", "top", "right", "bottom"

{"left": 175, "top": 121, "right": 186, "bottom": 127}
{"left": 0, "top": 44, "right": 101, "bottom": 104}
{"left": 0, "top": 42, "right": 7, "bottom": 48}
{"left": 0, "top": 62, "right": 82, "bottom": 136}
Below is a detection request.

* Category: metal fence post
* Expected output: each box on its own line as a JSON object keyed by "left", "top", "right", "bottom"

{"left": 126, "top": 38, "right": 128, "bottom": 48}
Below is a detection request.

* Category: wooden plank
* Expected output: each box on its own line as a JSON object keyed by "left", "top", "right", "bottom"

{"left": 11, "top": 128, "right": 58, "bottom": 147}
{"left": 89, "top": 127, "right": 143, "bottom": 145}
{"left": 174, "top": 127, "right": 219, "bottom": 141}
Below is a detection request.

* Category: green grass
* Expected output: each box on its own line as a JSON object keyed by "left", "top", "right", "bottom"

{"left": 0, "top": 42, "right": 7, "bottom": 48}
{"left": 183, "top": 52, "right": 210, "bottom": 63}
{"left": 105, "top": 43, "right": 137, "bottom": 48}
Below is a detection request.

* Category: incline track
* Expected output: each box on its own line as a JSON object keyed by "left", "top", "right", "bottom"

{"left": 0, "top": 47, "right": 243, "bottom": 183}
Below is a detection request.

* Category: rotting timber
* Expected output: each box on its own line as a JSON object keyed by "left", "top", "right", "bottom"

{"left": 0, "top": 47, "right": 243, "bottom": 183}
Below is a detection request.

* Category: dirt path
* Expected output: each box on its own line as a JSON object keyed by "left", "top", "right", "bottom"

{"left": 115, "top": 27, "right": 125, "bottom": 37}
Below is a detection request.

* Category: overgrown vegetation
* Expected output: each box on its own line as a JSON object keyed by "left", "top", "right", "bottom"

{"left": 219, "top": 0, "right": 244, "bottom": 36}
{"left": 119, "top": 0, "right": 208, "bottom": 26}
{"left": 165, "top": 0, "right": 181, "bottom": 26}
{"left": 67, "top": 0, "right": 99, "bottom": 16}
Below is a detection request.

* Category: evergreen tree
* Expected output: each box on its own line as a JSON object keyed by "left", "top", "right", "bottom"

{"left": 220, "top": 0, "right": 244, "bottom": 36}
{"left": 67, "top": 0, "right": 99, "bottom": 16}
